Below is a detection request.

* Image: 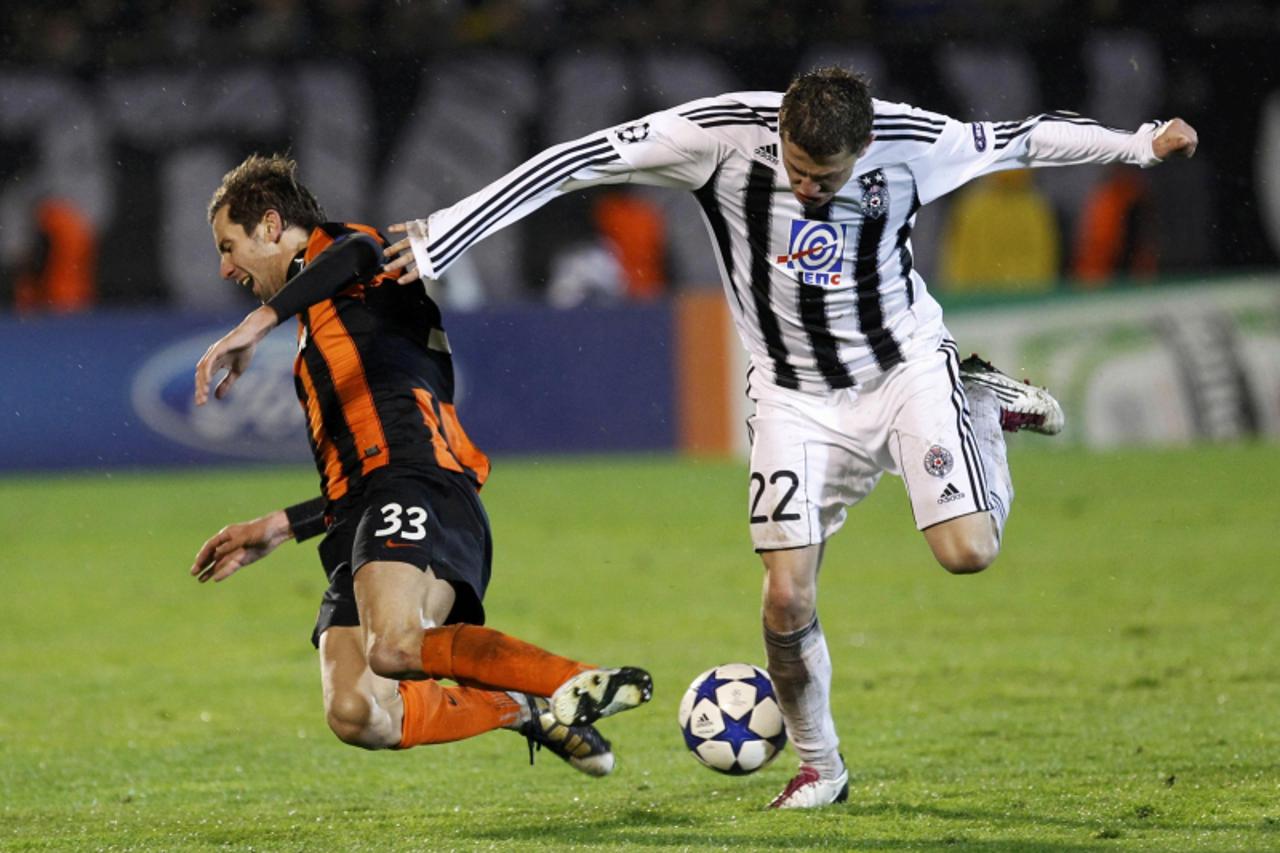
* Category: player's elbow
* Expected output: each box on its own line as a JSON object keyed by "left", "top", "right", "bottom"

{"left": 346, "top": 233, "right": 384, "bottom": 277}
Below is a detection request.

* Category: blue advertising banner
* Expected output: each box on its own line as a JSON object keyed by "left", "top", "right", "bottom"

{"left": 0, "top": 303, "right": 676, "bottom": 472}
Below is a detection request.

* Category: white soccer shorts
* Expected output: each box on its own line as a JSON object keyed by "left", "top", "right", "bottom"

{"left": 746, "top": 340, "right": 990, "bottom": 550}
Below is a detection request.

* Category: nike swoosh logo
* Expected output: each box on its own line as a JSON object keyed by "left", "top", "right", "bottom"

{"left": 385, "top": 539, "right": 419, "bottom": 549}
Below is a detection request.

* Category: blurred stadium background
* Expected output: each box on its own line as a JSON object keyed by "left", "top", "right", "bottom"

{"left": 1, "top": 0, "right": 1278, "bottom": 470}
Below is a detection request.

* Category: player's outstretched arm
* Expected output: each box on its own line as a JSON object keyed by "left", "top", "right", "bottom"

{"left": 1153, "top": 118, "right": 1198, "bottom": 160}
{"left": 190, "top": 509, "right": 293, "bottom": 583}
{"left": 194, "top": 235, "right": 383, "bottom": 405}
{"left": 193, "top": 305, "right": 278, "bottom": 405}
{"left": 381, "top": 108, "right": 716, "bottom": 284}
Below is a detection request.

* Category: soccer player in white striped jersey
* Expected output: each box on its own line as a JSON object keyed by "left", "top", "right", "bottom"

{"left": 384, "top": 67, "right": 1198, "bottom": 809}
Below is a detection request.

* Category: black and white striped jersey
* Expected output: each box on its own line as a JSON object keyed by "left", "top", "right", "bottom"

{"left": 407, "top": 91, "right": 1165, "bottom": 392}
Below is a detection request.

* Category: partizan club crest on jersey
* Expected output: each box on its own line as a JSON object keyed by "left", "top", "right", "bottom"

{"left": 859, "top": 169, "right": 890, "bottom": 220}
{"left": 777, "top": 220, "right": 849, "bottom": 287}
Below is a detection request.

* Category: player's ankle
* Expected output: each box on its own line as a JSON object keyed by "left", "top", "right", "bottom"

{"left": 802, "top": 751, "right": 845, "bottom": 780}
{"left": 504, "top": 691, "right": 534, "bottom": 729}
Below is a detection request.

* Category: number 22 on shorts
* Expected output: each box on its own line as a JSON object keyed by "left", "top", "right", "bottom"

{"left": 374, "top": 502, "right": 428, "bottom": 540}
{"left": 749, "top": 470, "right": 802, "bottom": 524}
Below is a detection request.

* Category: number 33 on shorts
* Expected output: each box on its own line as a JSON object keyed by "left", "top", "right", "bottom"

{"left": 374, "top": 502, "right": 428, "bottom": 541}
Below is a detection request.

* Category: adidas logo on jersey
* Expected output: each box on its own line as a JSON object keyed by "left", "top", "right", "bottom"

{"left": 754, "top": 143, "right": 779, "bottom": 165}
{"left": 937, "top": 483, "right": 966, "bottom": 504}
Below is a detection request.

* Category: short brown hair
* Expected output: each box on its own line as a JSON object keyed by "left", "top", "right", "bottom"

{"left": 207, "top": 153, "right": 325, "bottom": 232}
{"left": 779, "top": 67, "right": 874, "bottom": 158}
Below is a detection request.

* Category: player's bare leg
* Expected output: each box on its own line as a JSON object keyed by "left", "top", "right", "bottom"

{"left": 354, "top": 560, "right": 455, "bottom": 679}
{"left": 353, "top": 560, "right": 651, "bottom": 724}
{"left": 320, "top": 585, "right": 615, "bottom": 772}
{"left": 320, "top": 623, "right": 600, "bottom": 762}
{"left": 761, "top": 543, "right": 849, "bottom": 809}
{"left": 348, "top": 562, "right": 529, "bottom": 747}
{"left": 319, "top": 617, "right": 522, "bottom": 751}
{"left": 319, "top": 624, "right": 404, "bottom": 748}
{"left": 922, "top": 354, "right": 1066, "bottom": 574}
{"left": 923, "top": 511, "right": 1000, "bottom": 574}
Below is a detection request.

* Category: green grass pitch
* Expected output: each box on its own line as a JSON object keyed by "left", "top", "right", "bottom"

{"left": 1, "top": 446, "right": 1277, "bottom": 851}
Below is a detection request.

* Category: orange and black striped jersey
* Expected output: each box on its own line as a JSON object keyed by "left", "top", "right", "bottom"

{"left": 291, "top": 222, "right": 489, "bottom": 503}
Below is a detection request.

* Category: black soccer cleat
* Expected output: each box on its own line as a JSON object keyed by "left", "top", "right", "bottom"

{"left": 518, "top": 695, "right": 615, "bottom": 777}
{"left": 549, "top": 667, "right": 654, "bottom": 727}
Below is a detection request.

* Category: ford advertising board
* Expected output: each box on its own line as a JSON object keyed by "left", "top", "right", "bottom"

{"left": 0, "top": 303, "right": 678, "bottom": 472}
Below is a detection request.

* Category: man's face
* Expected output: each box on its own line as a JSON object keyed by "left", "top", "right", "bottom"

{"left": 211, "top": 206, "right": 292, "bottom": 302}
{"left": 780, "top": 136, "right": 861, "bottom": 209}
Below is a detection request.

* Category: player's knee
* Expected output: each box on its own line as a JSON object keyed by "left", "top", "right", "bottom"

{"left": 763, "top": 580, "right": 816, "bottom": 630}
{"left": 365, "top": 635, "right": 422, "bottom": 681}
{"left": 935, "top": 536, "right": 999, "bottom": 574}
{"left": 325, "top": 691, "right": 379, "bottom": 749}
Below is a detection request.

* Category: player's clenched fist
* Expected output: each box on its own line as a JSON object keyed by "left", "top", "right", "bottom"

{"left": 1153, "top": 118, "right": 1198, "bottom": 160}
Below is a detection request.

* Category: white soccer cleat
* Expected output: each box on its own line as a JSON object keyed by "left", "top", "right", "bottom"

{"left": 550, "top": 667, "right": 653, "bottom": 727}
{"left": 767, "top": 763, "right": 850, "bottom": 809}
{"left": 518, "top": 695, "right": 615, "bottom": 777}
{"left": 959, "top": 354, "right": 1065, "bottom": 435}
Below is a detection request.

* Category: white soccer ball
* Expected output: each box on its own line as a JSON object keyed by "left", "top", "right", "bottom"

{"left": 677, "top": 663, "right": 787, "bottom": 775}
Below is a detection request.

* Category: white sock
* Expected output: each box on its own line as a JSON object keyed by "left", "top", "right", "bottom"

{"left": 505, "top": 691, "right": 533, "bottom": 729}
{"left": 764, "top": 616, "right": 843, "bottom": 779}
{"left": 966, "top": 385, "right": 1015, "bottom": 540}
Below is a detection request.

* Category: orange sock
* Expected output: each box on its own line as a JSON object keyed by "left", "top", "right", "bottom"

{"left": 397, "top": 680, "right": 522, "bottom": 748}
{"left": 419, "top": 624, "right": 592, "bottom": 696}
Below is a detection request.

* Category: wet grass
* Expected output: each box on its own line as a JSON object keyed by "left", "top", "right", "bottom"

{"left": 1, "top": 445, "right": 1275, "bottom": 850}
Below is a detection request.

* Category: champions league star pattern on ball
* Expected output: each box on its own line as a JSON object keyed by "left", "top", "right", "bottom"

{"left": 678, "top": 663, "right": 788, "bottom": 775}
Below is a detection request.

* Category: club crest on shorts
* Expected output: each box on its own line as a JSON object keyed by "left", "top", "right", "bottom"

{"left": 776, "top": 220, "right": 848, "bottom": 287}
{"left": 923, "top": 445, "right": 953, "bottom": 478}
{"left": 858, "top": 169, "right": 889, "bottom": 220}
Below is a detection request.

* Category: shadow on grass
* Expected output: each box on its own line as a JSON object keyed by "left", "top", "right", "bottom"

{"left": 462, "top": 801, "right": 1260, "bottom": 852}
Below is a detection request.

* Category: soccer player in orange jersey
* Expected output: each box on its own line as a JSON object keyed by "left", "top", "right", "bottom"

{"left": 189, "top": 154, "right": 651, "bottom": 774}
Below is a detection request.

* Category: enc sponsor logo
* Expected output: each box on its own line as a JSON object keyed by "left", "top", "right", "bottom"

{"left": 776, "top": 220, "right": 847, "bottom": 287}
{"left": 971, "top": 122, "right": 987, "bottom": 152}
{"left": 130, "top": 327, "right": 309, "bottom": 461}
{"left": 923, "top": 445, "right": 954, "bottom": 478}
{"left": 615, "top": 122, "right": 650, "bottom": 144}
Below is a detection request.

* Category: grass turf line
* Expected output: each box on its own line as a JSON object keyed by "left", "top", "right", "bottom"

{"left": 0, "top": 445, "right": 1276, "bottom": 851}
